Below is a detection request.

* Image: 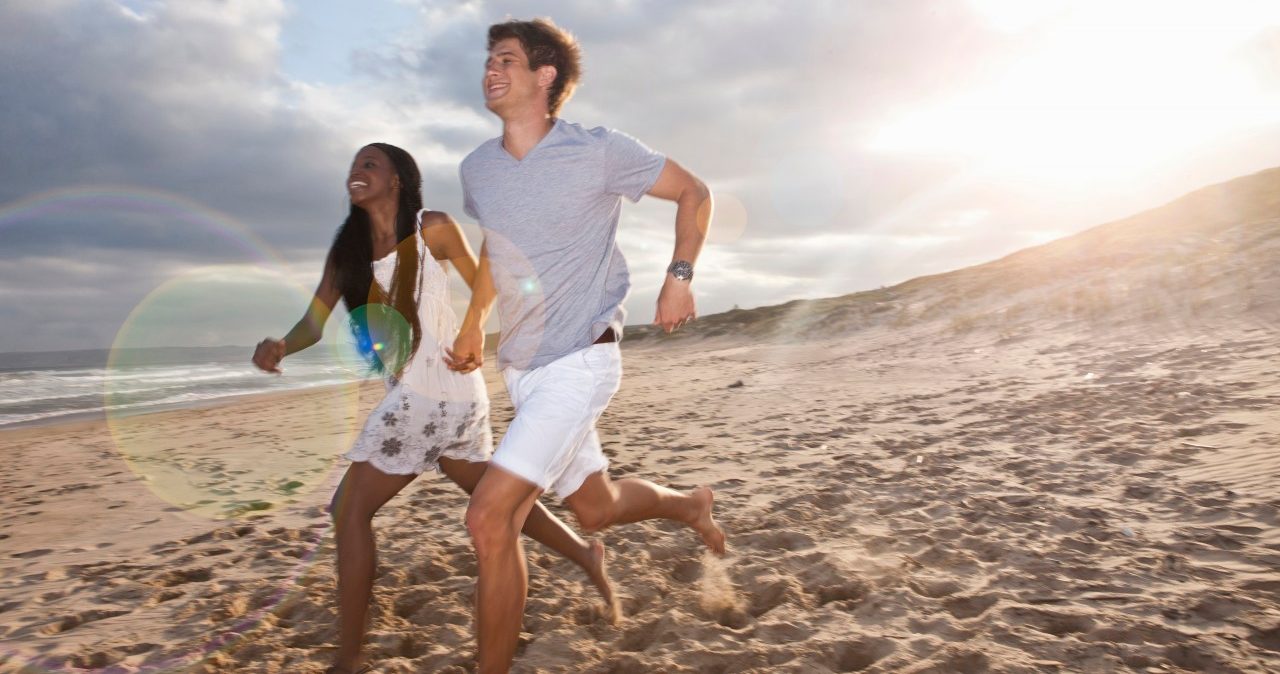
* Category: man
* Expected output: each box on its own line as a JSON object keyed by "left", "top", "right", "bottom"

{"left": 445, "top": 17, "right": 726, "bottom": 674}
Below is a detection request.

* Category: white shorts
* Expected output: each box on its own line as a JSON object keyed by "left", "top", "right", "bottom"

{"left": 490, "top": 342, "right": 622, "bottom": 499}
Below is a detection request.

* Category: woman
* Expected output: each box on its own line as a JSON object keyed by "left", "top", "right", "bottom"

{"left": 252, "top": 143, "right": 613, "bottom": 674}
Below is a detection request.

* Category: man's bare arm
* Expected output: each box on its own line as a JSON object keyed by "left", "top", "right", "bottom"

{"left": 646, "top": 159, "right": 712, "bottom": 333}
{"left": 446, "top": 242, "right": 496, "bottom": 372}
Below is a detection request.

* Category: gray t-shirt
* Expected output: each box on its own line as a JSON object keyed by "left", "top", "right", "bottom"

{"left": 461, "top": 119, "right": 666, "bottom": 370}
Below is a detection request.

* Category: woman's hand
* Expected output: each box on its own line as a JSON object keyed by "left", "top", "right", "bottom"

{"left": 252, "top": 338, "right": 287, "bottom": 374}
{"left": 445, "top": 326, "right": 484, "bottom": 373}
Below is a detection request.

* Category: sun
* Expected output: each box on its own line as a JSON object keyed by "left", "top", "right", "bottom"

{"left": 868, "top": 1, "right": 1280, "bottom": 189}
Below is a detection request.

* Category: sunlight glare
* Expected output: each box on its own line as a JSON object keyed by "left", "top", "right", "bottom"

{"left": 872, "top": 2, "right": 1280, "bottom": 188}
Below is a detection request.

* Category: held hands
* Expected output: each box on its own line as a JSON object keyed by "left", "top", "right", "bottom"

{"left": 445, "top": 325, "right": 484, "bottom": 373}
{"left": 654, "top": 276, "right": 696, "bottom": 333}
{"left": 252, "top": 338, "right": 287, "bottom": 374}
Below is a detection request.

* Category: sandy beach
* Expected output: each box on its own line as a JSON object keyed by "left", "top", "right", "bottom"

{"left": 3, "top": 171, "right": 1280, "bottom": 673}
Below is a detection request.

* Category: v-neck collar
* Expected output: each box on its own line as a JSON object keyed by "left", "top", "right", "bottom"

{"left": 499, "top": 118, "right": 561, "bottom": 163}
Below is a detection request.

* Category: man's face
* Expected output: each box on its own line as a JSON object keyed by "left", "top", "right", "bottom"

{"left": 483, "top": 37, "right": 547, "bottom": 115}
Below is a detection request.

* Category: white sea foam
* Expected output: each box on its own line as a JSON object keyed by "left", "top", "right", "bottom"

{"left": 0, "top": 347, "right": 366, "bottom": 428}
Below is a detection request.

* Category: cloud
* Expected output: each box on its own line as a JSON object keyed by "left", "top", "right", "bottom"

{"left": 373, "top": 1, "right": 1010, "bottom": 234}
{"left": 2, "top": 0, "right": 1279, "bottom": 352}
{"left": 0, "top": 1, "right": 348, "bottom": 350}
{"left": 0, "top": 1, "right": 349, "bottom": 247}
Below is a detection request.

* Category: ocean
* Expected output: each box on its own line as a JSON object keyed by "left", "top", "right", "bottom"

{"left": 0, "top": 345, "right": 371, "bottom": 429}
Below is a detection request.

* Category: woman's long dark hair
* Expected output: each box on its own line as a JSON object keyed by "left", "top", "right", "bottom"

{"left": 328, "top": 143, "right": 423, "bottom": 374}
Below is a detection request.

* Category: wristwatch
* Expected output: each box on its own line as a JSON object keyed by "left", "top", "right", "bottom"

{"left": 667, "top": 260, "right": 694, "bottom": 282}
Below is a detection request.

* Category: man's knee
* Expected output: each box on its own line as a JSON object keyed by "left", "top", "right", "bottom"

{"left": 465, "top": 500, "right": 517, "bottom": 557}
{"left": 575, "top": 509, "right": 611, "bottom": 533}
{"left": 568, "top": 496, "right": 615, "bottom": 533}
{"left": 566, "top": 472, "right": 617, "bottom": 532}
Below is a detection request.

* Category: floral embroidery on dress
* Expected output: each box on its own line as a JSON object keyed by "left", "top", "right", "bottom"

{"left": 380, "top": 437, "right": 404, "bottom": 456}
{"left": 350, "top": 397, "right": 490, "bottom": 474}
{"left": 421, "top": 443, "right": 444, "bottom": 465}
{"left": 341, "top": 228, "right": 492, "bottom": 475}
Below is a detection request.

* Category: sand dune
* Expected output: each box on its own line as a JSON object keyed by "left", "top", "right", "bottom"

{"left": 2, "top": 168, "right": 1279, "bottom": 672}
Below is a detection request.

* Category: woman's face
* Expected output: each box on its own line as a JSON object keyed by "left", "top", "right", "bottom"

{"left": 347, "top": 146, "right": 398, "bottom": 208}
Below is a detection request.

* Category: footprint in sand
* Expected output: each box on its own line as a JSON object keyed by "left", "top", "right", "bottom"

{"left": 943, "top": 593, "right": 1000, "bottom": 620}
{"left": 11, "top": 548, "right": 53, "bottom": 559}
{"left": 907, "top": 577, "right": 964, "bottom": 599}
{"left": 40, "top": 609, "right": 131, "bottom": 635}
{"left": 1001, "top": 606, "right": 1095, "bottom": 637}
{"left": 740, "top": 529, "right": 817, "bottom": 552}
{"left": 746, "top": 575, "right": 807, "bottom": 618}
{"left": 825, "top": 637, "right": 896, "bottom": 673}
{"left": 154, "top": 567, "right": 213, "bottom": 587}
{"left": 1247, "top": 624, "right": 1280, "bottom": 654}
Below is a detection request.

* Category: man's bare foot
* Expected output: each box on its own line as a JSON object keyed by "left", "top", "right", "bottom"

{"left": 688, "top": 486, "right": 727, "bottom": 555}
{"left": 587, "top": 539, "right": 621, "bottom": 624}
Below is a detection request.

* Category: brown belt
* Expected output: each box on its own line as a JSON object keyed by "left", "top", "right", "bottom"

{"left": 593, "top": 328, "right": 617, "bottom": 344}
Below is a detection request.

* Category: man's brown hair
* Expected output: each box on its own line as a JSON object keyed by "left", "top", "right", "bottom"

{"left": 488, "top": 18, "right": 582, "bottom": 116}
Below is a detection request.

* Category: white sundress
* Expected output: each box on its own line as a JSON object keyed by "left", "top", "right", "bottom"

{"left": 343, "top": 214, "right": 493, "bottom": 475}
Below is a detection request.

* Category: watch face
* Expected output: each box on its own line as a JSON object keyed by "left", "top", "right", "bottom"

{"left": 668, "top": 260, "right": 694, "bottom": 281}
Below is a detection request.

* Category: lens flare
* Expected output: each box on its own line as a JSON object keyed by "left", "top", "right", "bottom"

{"left": 707, "top": 191, "right": 748, "bottom": 244}
{"left": 467, "top": 228, "right": 548, "bottom": 369}
{"left": 106, "top": 267, "right": 362, "bottom": 521}
{"left": 103, "top": 269, "right": 358, "bottom": 670}
{"left": 0, "top": 186, "right": 368, "bottom": 672}
{"left": 0, "top": 185, "right": 289, "bottom": 268}
{"left": 329, "top": 303, "right": 414, "bottom": 377}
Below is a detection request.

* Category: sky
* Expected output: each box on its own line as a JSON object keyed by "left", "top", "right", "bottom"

{"left": 2, "top": 0, "right": 1279, "bottom": 352}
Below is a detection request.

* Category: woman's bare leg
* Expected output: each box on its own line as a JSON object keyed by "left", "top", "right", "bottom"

{"left": 328, "top": 461, "right": 416, "bottom": 672}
